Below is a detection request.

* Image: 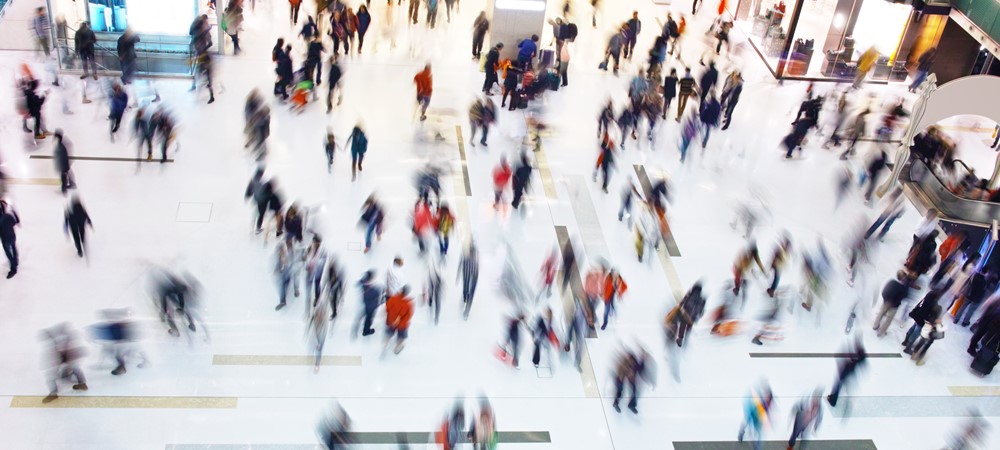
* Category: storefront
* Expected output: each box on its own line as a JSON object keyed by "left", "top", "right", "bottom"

{"left": 45, "top": 0, "right": 200, "bottom": 76}
{"left": 730, "top": 0, "right": 946, "bottom": 82}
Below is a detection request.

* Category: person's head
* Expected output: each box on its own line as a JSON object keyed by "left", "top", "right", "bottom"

{"left": 311, "top": 235, "right": 322, "bottom": 248}
{"left": 285, "top": 44, "right": 292, "bottom": 52}
{"left": 531, "top": 34, "right": 539, "bottom": 42}
{"left": 632, "top": 11, "right": 638, "bottom": 19}
{"left": 496, "top": 42, "right": 504, "bottom": 50}
{"left": 424, "top": 63, "right": 431, "bottom": 72}
{"left": 393, "top": 257, "right": 403, "bottom": 267}
{"left": 400, "top": 285, "right": 410, "bottom": 297}
{"left": 359, "top": 5, "right": 367, "bottom": 13}
{"left": 36, "top": 7, "right": 45, "bottom": 16}
{"left": 276, "top": 38, "right": 285, "bottom": 48}
{"left": 81, "top": 21, "right": 90, "bottom": 29}
{"left": 670, "top": 68, "right": 677, "bottom": 76}
{"left": 361, "top": 270, "right": 374, "bottom": 284}
{"left": 684, "top": 67, "right": 691, "bottom": 75}
{"left": 54, "top": 128, "right": 64, "bottom": 140}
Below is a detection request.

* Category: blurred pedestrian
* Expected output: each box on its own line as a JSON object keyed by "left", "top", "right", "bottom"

{"left": 40, "top": 324, "right": 87, "bottom": 403}
{"left": 64, "top": 195, "right": 93, "bottom": 258}
{"left": 384, "top": 285, "right": 414, "bottom": 354}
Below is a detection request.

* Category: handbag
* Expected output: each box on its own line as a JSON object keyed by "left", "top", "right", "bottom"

{"left": 930, "top": 329, "right": 945, "bottom": 340}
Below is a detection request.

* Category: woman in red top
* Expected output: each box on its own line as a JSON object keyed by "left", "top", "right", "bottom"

{"left": 385, "top": 286, "right": 414, "bottom": 354}
{"left": 414, "top": 64, "right": 433, "bottom": 120}
{"left": 492, "top": 156, "right": 512, "bottom": 208}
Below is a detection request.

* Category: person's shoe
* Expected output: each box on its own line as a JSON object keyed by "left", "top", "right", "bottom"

{"left": 168, "top": 327, "right": 180, "bottom": 337}
{"left": 72, "top": 383, "right": 88, "bottom": 391}
{"left": 188, "top": 323, "right": 196, "bottom": 332}
{"left": 111, "top": 366, "right": 126, "bottom": 376}
{"left": 208, "top": 97, "right": 215, "bottom": 104}
{"left": 751, "top": 337, "right": 763, "bottom": 345}
{"left": 766, "top": 288, "right": 775, "bottom": 297}
{"left": 35, "top": 134, "right": 47, "bottom": 140}
{"left": 80, "top": 74, "right": 88, "bottom": 79}
{"left": 275, "top": 302, "right": 286, "bottom": 311}
{"left": 42, "top": 393, "right": 58, "bottom": 403}
{"left": 801, "top": 302, "right": 812, "bottom": 312}
{"left": 612, "top": 402, "right": 621, "bottom": 413}
{"left": 93, "top": 75, "right": 98, "bottom": 80}
{"left": 903, "top": 347, "right": 912, "bottom": 355}
{"left": 362, "top": 329, "right": 375, "bottom": 336}
{"left": 480, "top": 140, "right": 487, "bottom": 147}
{"left": 962, "top": 321, "right": 971, "bottom": 327}
{"left": 6, "top": 270, "right": 15, "bottom": 279}
{"left": 826, "top": 395, "right": 835, "bottom": 407}
{"left": 628, "top": 405, "right": 638, "bottom": 414}
{"left": 77, "top": 250, "right": 84, "bottom": 257}
{"left": 82, "top": 98, "right": 92, "bottom": 104}
{"left": 968, "top": 347, "right": 978, "bottom": 356}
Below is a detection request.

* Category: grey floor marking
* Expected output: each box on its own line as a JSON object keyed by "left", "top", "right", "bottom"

{"left": 564, "top": 175, "right": 612, "bottom": 263}
{"left": 672, "top": 440, "right": 877, "bottom": 450}
{"left": 454, "top": 125, "right": 472, "bottom": 195}
{"left": 164, "top": 431, "right": 551, "bottom": 449}
{"left": 30, "top": 154, "right": 175, "bottom": 163}
{"left": 632, "top": 164, "right": 680, "bottom": 256}
{"left": 749, "top": 353, "right": 902, "bottom": 358}
{"left": 554, "top": 226, "right": 600, "bottom": 399}
{"left": 827, "top": 396, "right": 1000, "bottom": 418}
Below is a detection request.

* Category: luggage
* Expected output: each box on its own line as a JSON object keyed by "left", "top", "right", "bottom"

{"left": 539, "top": 49, "right": 555, "bottom": 67}
{"left": 971, "top": 343, "right": 999, "bottom": 376}
{"left": 516, "top": 91, "right": 528, "bottom": 109}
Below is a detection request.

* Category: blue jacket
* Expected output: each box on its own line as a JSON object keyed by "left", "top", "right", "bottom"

{"left": 518, "top": 39, "right": 536, "bottom": 61}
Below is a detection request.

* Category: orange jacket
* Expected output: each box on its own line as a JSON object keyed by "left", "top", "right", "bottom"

{"left": 414, "top": 69, "right": 433, "bottom": 97}
{"left": 386, "top": 294, "right": 413, "bottom": 330}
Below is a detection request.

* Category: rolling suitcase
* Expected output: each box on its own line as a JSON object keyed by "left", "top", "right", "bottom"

{"left": 539, "top": 49, "right": 555, "bottom": 67}
{"left": 971, "top": 342, "right": 999, "bottom": 376}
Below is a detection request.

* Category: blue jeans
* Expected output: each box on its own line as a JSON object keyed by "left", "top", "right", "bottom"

{"left": 701, "top": 125, "right": 713, "bottom": 148}
{"left": 909, "top": 70, "right": 929, "bottom": 91}
{"left": 956, "top": 300, "right": 981, "bottom": 325}
{"left": 364, "top": 221, "right": 377, "bottom": 250}
{"left": 278, "top": 270, "right": 291, "bottom": 304}
{"left": 2, "top": 239, "right": 17, "bottom": 271}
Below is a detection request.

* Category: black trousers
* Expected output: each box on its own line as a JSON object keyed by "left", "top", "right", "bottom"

{"left": 70, "top": 225, "right": 86, "bottom": 254}
{"left": 2, "top": 239, "right": 17, "bottom": 271}
{"left": 483, "top": 71, "right": 498, "bottom": 93}
{"left": 472, "top": 34, "right": 485, "bottom": 58}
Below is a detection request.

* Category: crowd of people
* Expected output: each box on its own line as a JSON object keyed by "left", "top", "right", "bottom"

{"left": 2, "top": 0, "right": 999, "bottom": 449}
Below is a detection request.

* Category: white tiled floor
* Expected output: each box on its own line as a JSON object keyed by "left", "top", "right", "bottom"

{"left": 0, "top": 0, "right": 998, "bottom": 449}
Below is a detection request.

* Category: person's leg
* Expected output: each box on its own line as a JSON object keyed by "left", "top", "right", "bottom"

{"left": 677, "top": 95, "right": 687, "bottom": 119}
{"left": 877, "top": 306, "right": 897, "bottom": 335}
{"left": 877, "top": 211, "right": 902, "bottom": 240}
{"left": 960, "top": 302, "right": 980, "bottom": 326}
{"left": 612, "top": 377, "right": 624, "bottom": 410}
{"left": 71, "top": 226, "right": 84, "bottom": 255}
{"left": 601, "top": 300, "right": 612, "bottom": 329}
{"left": 701, "top": 125, "right": 711, "bottom": 148}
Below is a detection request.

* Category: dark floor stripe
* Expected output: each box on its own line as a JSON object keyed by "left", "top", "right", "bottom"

{"left": 632, "top": 165, "right": 680, "bottom": 257}
{"left": 673, "top": 440, "right": 876, "bottom": 450}
{"left": 164, "top": 431, "right": 550, "bottom": 448}
{"left": 30, "top": 155, "right": 175, "bottom": 163}
{"left": 454, "top": 125, "right": 472, "bottom": 195}
{"left": 749, "top": 353, "right": 901, "bottom": 358}
{"left": 555, "top": 225, "right": 596, "bottom": 339}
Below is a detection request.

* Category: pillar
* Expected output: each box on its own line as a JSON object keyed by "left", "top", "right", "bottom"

{"left": 487, "top": 0, "right": 548, "bottom": 61}
{"left": 821, "top": 0, "right": 863, "bottom": 55}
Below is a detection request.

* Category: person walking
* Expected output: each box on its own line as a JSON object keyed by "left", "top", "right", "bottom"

{"left": 356, "top": 5, "right": 371, "bottom": 54}
{"left": 32, "top": 7, "right": 52, "bottom": 57}
{"left": 458, "top": 240, "right": 479, "bottom": 319}
{"left": 289, "top": 0, "right": 302, "bottom": 25}
{"left": 955, "top": 269, "right": 993, "bottom": 327}
{"left": 223, "top": 0, "right": 244, "bottom": 55}
{"left": 108, "top": 83, "right": 128, "bottom": 140}
{"left": 348, "top": 125, "right": 368, "bottom": 181}
{"left": 661, "top": 68, "right": 677, "bottom": 120}
{"left": 64, "top": 196, "right": 93, "bottom": 258}
{"left": 275, "top": 45, "right": 293, "bottom": 101}
{"left": 343, "top": 8, "right": 359, "bottom": 55}
{"left": 359, "top": 195, "right": 384, "bottom": 253}
{"left": 304, "top": 236, "right": 328, "bottom": 309}
{"left": 117, "top": 28, "right": 140, "bottom": 84}
{"left": 414, "top": 64, "right": 433, "bottom": 121}
{"left": 482, "top": 43, "right": 502, "bottom": 94}
{"left": 676, "top": 67, "right": 697, "bottom": 120}
{"left": 356, "top": 270, "right": 382, "bottom": 337}
{"left": 472, "top": 12, "right": 490, "bottom": 60}
{"left": 304, "top": 35, "right": 325, "bottom": 86}
{"left": 909, "top": 47, "right": 936, "bottom": 93}
{"left": 698, "top": 93, "right": 721, "bottom": 148}
{"left": 787, "top": 392, "right": 823, "bottom": 449}
{"left": 324, "top": 129, "right": 338, "bottom": 173}
{"left": 827, "top": 339, "right": 867, "bottom": 407}
{"left": 0, "top": 201, "right": 20, "bottom": 279}
{"left": 558, "top": 40, "right": 570, "bottom": 86}
{"left": 274, "top": 240, "right": 297, "bottom": 311}
{"left": 492, "top": 156, "right": 512, "bottom": 208}
{"left": 384, "top": 286, "right": 414, "bottom": 354}
{"left": 326, "top": 54, "right": 343, "bottom": 113}
{"left": 698, "top": 61, "right": 718, "bottom": 108}
{"left": 75, "top": 22, "right": 97, "bottom": 79}
{"left": 720, "top": 71, "right": 742, "bottom": 130}
{"left": 41, "top": 324, "right": 88, "bottom": 403}
{"left": 53, "top": 130, "right": 74, "bottom": 193}
{"left": 511, "top": 152, "right": 533, "bottom": 210}
{"left": 600, "top": 269, "right": 627, "bottom": 330}
{"left": 624, "top": 11, "right": 641, "bottom": 60}
{"left": 601, "top": 26, "right": 625, "bottom": 75}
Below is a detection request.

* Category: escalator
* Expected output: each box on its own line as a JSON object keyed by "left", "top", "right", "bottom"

{"left": 899, "top": 157, "right": 1000, "bottom": 230}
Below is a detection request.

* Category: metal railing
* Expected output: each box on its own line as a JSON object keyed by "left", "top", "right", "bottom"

{"left": 56, "top": 25, "right": 195, "bottom": 77}
{"left": 902, "top": 158, "right": 1000, "bottom": 227}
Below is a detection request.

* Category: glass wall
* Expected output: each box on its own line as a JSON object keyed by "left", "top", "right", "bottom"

{"left": 730, "top": 0, "right": 915, "bottom": 81}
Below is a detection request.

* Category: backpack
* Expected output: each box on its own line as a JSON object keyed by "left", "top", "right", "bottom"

{"left": 564, "top": 23, "right": 578, "bottom": 41}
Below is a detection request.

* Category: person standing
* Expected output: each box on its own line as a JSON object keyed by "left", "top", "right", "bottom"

{"left": 64, "top": 195, "right": 93, "bottom": 258}
{"left": 472, "top": 12, "right": 490, "bottom": 60}
{"left": 275, "top": 44, "right": 293, "bottom": 101}
{"left": 274, "top": 240, "right": 296, "bottom": 311}
{"left": 356, "top": 5, "right": 372, "bottom": 54}
{"left": 458, "top": 240, "right": 479, "bottom": 319}
{"left": 53, "top": 130, "right": 73, "bottom": 193}
{"left": 517, "top": 34, "right": 539, "bottom": 70}
{"left": 426, "top": 0, "right": 440, "bottom": 29}
{"left": 384, "top": 286, "right": 414, "bottom": 354}
{"left": 343, "top": 8, "right": 359, "bottom": 55}
{"left": 348, "top": 125, "right": 368, "bottom": 181}
{"left": 32, "top": 7, "right": 52, "bottom": 57}
{"left": 0, "top": 201, "right": 20, "bottom": 279}
{"left": 558, "top": 40, "right": 570, "bottom": 86}
{"left": 75, "top": 22, "right": 97, "bottom": 79}
{"left": 323, "top": 259, "right": 345, "bottom": 318}
{"left": 624, "top": 11, "right": 641, "bottom": 60}
{"left": 436, "top": 203, "right": 455, "bottom": 256}
{"left": 602, "top": 26, "right": 625, "bottom": 75}
{"left": 595, "top": 133, "right": 615, "bottom": 193}
{"left": 117, "top": 28, "right": 140, "bottom": 84}
{"left": 304, "top": 236, "right": 328, "bottom": 308}
{"left": 223, "top": 0, "right": 244, "bottom": 55}
{"left": 414, "top": 64, "right": 433, "bottom": 121}
{"left": 305, "top": 35, "right": 325, "bottom": 86}
{"left": 289, "top": 0, "right": 302, "bottom": 25}
{"left": 482, "top": 43, "right": 502, "bottom": 94}
{"left": 326, "top": 54, "right": 343, "bottom": 113}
